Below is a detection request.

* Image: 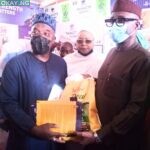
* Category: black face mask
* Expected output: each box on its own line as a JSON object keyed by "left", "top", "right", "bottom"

{"left": 31, "top": 36, "right": 50, "bottom": 55}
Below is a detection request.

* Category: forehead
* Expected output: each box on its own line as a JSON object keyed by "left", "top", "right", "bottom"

{"left": 62, "top": 43, "right": 72, "bottom": 47}
{"left": 111, "top": 11, "right": 139, "bottom": 19}
{"left": 78, "top": 31, "right": 94, "bottom": 40}
{"left": 31, "top": 23, "right": 54, "bottom": 33}
{"left": 62, "top": 45, "right": 72, "bottom": 50}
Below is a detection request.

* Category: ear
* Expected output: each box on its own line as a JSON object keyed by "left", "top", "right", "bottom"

{"left": 136, "top": 20, "right": 143, "bottom": 30}
{"left": 136, "top": 22, "right": 140, "bottom": 29}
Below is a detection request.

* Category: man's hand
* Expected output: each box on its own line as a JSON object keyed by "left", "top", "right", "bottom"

{"left": 30, "top": 123, "right": 65, "bottom": 141}
{"left": 71, "top": 131, "right": 96, "bottom": 145}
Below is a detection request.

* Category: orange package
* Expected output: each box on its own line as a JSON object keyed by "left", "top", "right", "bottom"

{"left": 36, "top": 100, "right": 79, "bottom": 134}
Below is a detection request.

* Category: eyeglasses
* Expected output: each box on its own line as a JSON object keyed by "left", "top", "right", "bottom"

{"left": 105, "top": 18, "right": 138, "bottom": 27}
{"left": 77, "top": 39, "right": 93, "bottom": 44}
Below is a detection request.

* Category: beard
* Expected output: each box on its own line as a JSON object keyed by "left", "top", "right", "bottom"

{"left": 31, "top": 36, "right": 50, "bottom": 55}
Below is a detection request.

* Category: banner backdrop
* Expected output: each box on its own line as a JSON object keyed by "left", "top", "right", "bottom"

{"left": 0, "top": 3, "right": 40, "bottom": 76}
{"left": 111, "top": 0, "right": 150, "bottom": 9}
{"left": 0, "top": 4, "right": 41, "bottom": 25}
{"left": 45, "top": 0, "right": 110, "bottom": 54}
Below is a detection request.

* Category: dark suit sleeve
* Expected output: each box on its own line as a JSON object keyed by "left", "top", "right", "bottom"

{"left": 0, "top": 60, "right": 35, "bottom": 132}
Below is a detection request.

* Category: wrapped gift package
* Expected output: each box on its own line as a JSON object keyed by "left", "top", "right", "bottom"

{"left": 60, "top": 77, "right": 101, "bottom": 132}
{"left": 36, "top": 100, "right": 82, "bottom": 134}
{"left": 36, "top": 76, "right": 101, "bottom": 136}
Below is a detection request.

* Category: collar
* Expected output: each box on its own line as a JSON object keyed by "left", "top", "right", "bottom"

{"left": 78, "top": 49, "right": 93, "bottom": 56}
{"left": 116, "top": 42, "right": 139, "bottom": 52}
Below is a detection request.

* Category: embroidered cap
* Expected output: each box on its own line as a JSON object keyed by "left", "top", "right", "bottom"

{"left": 112, "top": 0, "right": 141, "bottom": 18}
{"left": 32, "top": 13, "right": 56, "bottom": 31}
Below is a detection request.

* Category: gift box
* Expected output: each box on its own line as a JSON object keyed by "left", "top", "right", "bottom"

{"left": 36, "top": 100, "right": 82, "bottom": 134}
{"left": 59, "top": 76, "right": 101, "bottom": 132}
{"left": 36, "top": 76, "right": 101, "bottom": 136}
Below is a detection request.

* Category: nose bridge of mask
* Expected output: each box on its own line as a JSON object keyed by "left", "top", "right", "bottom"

{"left": 116, "top": 22, "right": 136, "bottom": 34}
{"left": 39, "top": 35, "right": 51, "bottom": 44}
{"left": 109, "top": 23, "right": 129, "bottom": 43}
{"left": 111, "top": 23, "right": 128, "bottom": 33}
{"left": 31, "top": 35, "right": 51, "bottom": 55}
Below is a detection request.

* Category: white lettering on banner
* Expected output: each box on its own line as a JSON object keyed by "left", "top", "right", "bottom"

{"left": 1, "top": 6, "right": 23, "bottom": 12}
{"left": 0, "top": 6, "right": 23, "bottom": 15}
{"left": 0, "top": 8, "right": 15, "bottom": 15}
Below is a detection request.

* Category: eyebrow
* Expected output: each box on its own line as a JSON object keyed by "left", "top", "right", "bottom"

{"left": 45, "top": 29, "right": 51, "bottom": 32}
{"left": 32, "top": 27, "right": 52, "bottom": 33}
{"left": 32, "top": 27, "right": 38, "bottom": 30}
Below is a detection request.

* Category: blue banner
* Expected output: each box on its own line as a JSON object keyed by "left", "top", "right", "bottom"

{"left": 0, "top": 3, "right": 43, "bottom": 25}
{"left": 133, "top": 0, "right": 150, "bottom": 9}
{"left": 111, "top": 0, "right": 150, "bottom": 9}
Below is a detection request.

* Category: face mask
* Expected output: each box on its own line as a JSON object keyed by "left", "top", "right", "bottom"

{"left": 31, "top": 36, "right": 50, "bottom": 55}
{"left": 109, "top": 24, "right": 129, "bottom": 44}
{"left": 136, "top": 30, "right": 150, "bottom": 50}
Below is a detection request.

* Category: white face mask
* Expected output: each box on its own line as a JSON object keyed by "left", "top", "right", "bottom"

{"left": 109, "top": 24, "right": 130, "bottom": 43}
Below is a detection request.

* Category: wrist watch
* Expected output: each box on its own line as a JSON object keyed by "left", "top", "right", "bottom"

{"left": 93, "top": 132, "right": 102, "bottom": 143}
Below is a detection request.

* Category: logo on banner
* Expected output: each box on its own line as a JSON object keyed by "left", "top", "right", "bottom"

{"left": 45, "top": 6, "right": 58, "bottom": 19}
{"left": 72, "top": 0, "right": 92, "bottom": 14}
{"left": 65, "top": 24, "right": 78, "bottom": 42}
{"left": 61, "top": 3, "right": 70, "bottom": 22}
{"left": 96, "top": 0, "right": 107, "bottom": 15}
{"left": 0, "top": 0, "right": 30, "bottom": 6}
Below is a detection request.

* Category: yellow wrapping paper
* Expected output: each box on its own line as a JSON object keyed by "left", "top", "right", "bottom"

{"left": 36, "top": 101, "right": 77, "bottom": 134}
{"left": 59, "top": 77, "right": 101, "bottom": 132}
{"left": 36, "top": 76, "right": 101, "bottom": 135}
